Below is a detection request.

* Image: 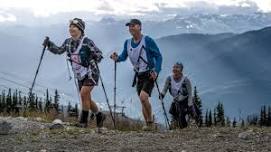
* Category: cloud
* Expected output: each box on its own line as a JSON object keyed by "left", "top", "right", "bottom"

{"left": 0, "top": 11, "right": 16, "bottom": 22}
{"left": 0, "top": 0, "right": 270, "bottom": 20}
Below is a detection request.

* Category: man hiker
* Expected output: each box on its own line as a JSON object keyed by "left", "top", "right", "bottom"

{"left": 159, "top": 62, "right": 195, "bottom": 129}
{"left": 43, "top": 18, "right": 106, "bottom": 128}
{"left": 110, "top": 19, "right": 162, "bottom": 130}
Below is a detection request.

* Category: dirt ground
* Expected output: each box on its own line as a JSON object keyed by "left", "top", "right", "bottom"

{"left": 1, "top": 126, "right": 271, "bottom": 152}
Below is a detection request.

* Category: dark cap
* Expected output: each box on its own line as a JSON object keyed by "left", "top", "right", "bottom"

{"left": 125, "top": 19, "right": 142, "bottom": 26}
{"left": 69, "top": 18, "right": 85, "bottom": 33}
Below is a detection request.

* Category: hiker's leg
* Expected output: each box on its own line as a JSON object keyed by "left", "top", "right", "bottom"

{"left": 179, "top": 102, "right": 188, "bottom": 128}
{"left": 80, "top": 86, "right": 92, "bottom": 111}
{"left": 90, "top": 99, "right": 99, "bottom": 113}
{"left": 139, "top": 90, "right": 152, "bottom": 123}
{"left": 86, "top": 86, "right": 99, "bottom": 113}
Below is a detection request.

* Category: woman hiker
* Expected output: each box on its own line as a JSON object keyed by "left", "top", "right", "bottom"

{"left": 43, "top": 18, "right": 106, "bottom": 128}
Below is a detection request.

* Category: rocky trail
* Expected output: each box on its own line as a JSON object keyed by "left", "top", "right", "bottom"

{"left": 0, "top": 117, "right": 271, "bottom": 152}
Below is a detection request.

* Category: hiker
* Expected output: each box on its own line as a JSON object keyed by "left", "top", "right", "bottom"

{"left": 159, "top": 62, "right": 195, "bottom": 129}
{"left": 42, "top": 18, "right": 106, "bottom": 128}
{"left": 110, "top": 19, "right": 162, "bottom": 130}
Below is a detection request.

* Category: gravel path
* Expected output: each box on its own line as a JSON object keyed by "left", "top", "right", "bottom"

{"left": 0, "top": 117, "right": 271, "bottom": 152}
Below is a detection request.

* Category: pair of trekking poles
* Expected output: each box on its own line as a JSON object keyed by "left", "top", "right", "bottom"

{"left": 29, "top": 38, "right": 170, "bottom": 130}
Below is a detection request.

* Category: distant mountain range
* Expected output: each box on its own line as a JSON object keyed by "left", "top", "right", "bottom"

{"left": 156, "top": 27, "right": 271, "bottom": 119}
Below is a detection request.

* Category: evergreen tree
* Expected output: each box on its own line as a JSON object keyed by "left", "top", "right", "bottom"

{"left": 45, "top": 89, "right": 51, "bottom": 112}
{"left": 216, "top": 102, "right": 225, "bottom": 126}
{"left": 12, "top": 90, "right": 18, "bottom": 112}
{"left": 205, "top": 109, "right": 208, "bottom": 127}
{"left": 35, "top": 95, "right": 39, "bottom": 110}
{"left": 0, "top": 94, "right": 2, "bottom": 113}
{"left": 74, "top": 103, "right": 78, "bottom": 116}
{"left": 268, "top": 106, "right": 271, "bottom": 126}
{"left": 241, "top": 119, "right": 245, "bottom": 128}
{"left": 28, "top": 92, "right": 36, "bottom": 112}
{"left": 247, "top": 114, "right": 258, "bottom": 126}
{"left": 232, "top": 117, "right": 237, "bottom": 128}
{"left": 67, "top": 102, "right": 72, "bottom": 114}
{"left": 208, "top": 110, "right": 212, "bottom": 127}
{"left": 1, "top": 90, "right": 7, "bottom": 113}
{"left": 263, "top": 105, "right": 267, "bottom": 126}
{"left": 193, "top": 86, "right": 203, "bottom": 126}
{"left": 6, "top": 88, "right": 12, "bottom": 113}
{"left": 260, "top": 106, "right": 267, "bottom": 126}
{"left": 54, "top": 89, "right": 60, "bottom": 113}
{"left": 214, "top": 108, "right": 217, "bottom": 126}
{"left": 18, "top": 91, "right": 22, "bottom": 106}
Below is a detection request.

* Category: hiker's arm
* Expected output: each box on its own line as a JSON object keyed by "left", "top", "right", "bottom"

{"left": 147, "top": 37, "right": 162, "bottom": 74}
{"left": 47, "top": 40, "right": 66, "bottom": 55}
{"left": 87, "top": 39, "right": 103, "bottom": 62}
{"left": 186, "top": 78, "right": 193, "bottom": 106}
{"left": 116, "top": 40, "right": 128, "bottom": 62}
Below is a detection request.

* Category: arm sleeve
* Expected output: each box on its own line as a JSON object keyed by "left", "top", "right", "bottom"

{"left": 146, "top": 37, "right": 162, "bottom": 74}
{"left": 116, "top": 40, "right": 128, "bottom": 62}
{"left": 47, "top": 39, "right": 67, "bottom": 55}
{"left": 86, "top": 38, "right": 103, "bottom": 62}
{"left": 185, "top": 78, "right": 193, "bottom": 106}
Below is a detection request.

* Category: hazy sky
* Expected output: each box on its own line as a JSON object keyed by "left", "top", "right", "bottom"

{"left": 0, "top": 0, "right": 271, "bottom": 23}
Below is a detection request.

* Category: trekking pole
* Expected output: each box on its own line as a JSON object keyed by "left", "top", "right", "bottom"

{"left": 94, "top": 61, "right": 116, "bottom": 129}
{"left": 28, "top": 37, "right": 49, "bottom": 109}
{"left": 154, "top": 80, "right": 171, "bottom": 130}
{"left": 113, "top": 61, "right": 117, "bottom": 123}
{"left": 65, "top": 58, "right": 72, "bottom": 81}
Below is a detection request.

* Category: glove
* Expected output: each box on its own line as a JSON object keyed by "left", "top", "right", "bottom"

{"left": 42, "top": 36, "right": 50, "bottom": 47}
{"left": 159, "top": 93, "right": 165, "bottom": 100}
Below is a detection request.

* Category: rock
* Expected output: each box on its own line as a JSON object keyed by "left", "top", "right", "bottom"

{"left": 35, "top": 117, "right": 43, "bottom": 122}
{"left": 49, "top": 119, "right": 65, "bottom": 130}
{"left": 52, "top": 119, "right": 63, "bottom": 125}
{"left": 0, "top": 121, "right": 12, "bottom": 135}
{"left": 238, "top": 130, "right": 255, "bottom": 140}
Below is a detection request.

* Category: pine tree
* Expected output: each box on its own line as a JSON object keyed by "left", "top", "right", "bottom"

{"left": 45, "top": 89, "right": 51, "bottom": 112}
{"left": 261, "top": 106, "right": 267, "bottom": 126}
{"left": 0, "top": 94, "right": 2, "bottom": 113}
{"left": 268, "top": 106, "right": 271, "bottom": 126}
{"left": 264, "top": 105, "right": 267, "bottom": 126}
{"left": 12, "top": 90, "right": 18, "bottom": 112}
{"left": 67, "top": 102, "right": 72, "bottom": 114}
{"left": 74, "top": 103, "right": 78, "bottom": 117}
{"left": 28, "top": 92, "right": 36, "bottom": 112}
{"left": 214, "top": 108, "right": 217, "bottom": 126}
{"left": 208, "top": 110, "right": 212, "bottom": 127}
{"left": 232, "top": 117, "right": 237, "bottom": 128}
{"left": 54, "top": 89, "right": 60, "bottom": 113}
{"left": 1, "top": 90, "right": 7, "bottom": 113}
{"left": 216, "top": 102, "right": 225, "bottom": 126}
{"left": 241, "top": 119, "right": 245, "bottom": 128}
{"left": 6, "top": 88, "right": 12, "bottom": 113}
{"left": 193, "top": 86, "right": 203, "bottom": 126}
{"left": 205, "top": 109, "right": 209, "bottom": 127}
{"left": 18, "top": 91, "right": 22, "bottom": 106}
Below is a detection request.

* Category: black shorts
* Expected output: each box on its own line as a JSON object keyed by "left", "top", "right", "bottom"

{"left": 78, "top": 74, "right": 99, "bottom": 91}
{"left": 136, "top": 71, "right": 155, "bottom": 97}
